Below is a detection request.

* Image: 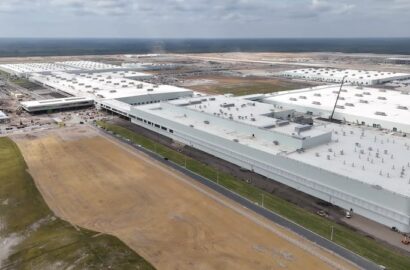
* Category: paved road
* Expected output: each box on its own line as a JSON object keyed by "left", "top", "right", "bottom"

{"left": 98, "top": 125, "right": 382, "bottom": 270}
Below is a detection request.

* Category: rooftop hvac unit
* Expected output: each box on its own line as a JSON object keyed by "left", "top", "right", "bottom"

{"left": 295, "top": 125, "right": 312, "bottom": 133}
{"left": 299, "top": 96, "right": 307, "bottom": 99}
{"left": 221, "top": 103, "right": 235, "bottom": 108}
{"left": 312, "top": 101, "right": 321, "bottom": 105}
{"left": 233, "top": 139, "right": 239, "bottom": 142}
{"left": 397, "top": 105, "right": 408, "bottom": 110}
{"left": 377, "top": 96, "right": 387, "bottom": 100}
{"left": 277, "top": 120, "right": 289, "bottom": 126}
{"left": 190, "top": 100, "right": 202, "bottom": 105}
{"left": 273, "top": 140, "right": 279, "bottom": 145}
{"left": 289, "top": 97, "right": 297, "bottom": 101}
{"left": 375, "top": 111, "right": 387, "bottom": 116}
{"left": 336, "top": 105, "right": 345, "bottom": 109}
{"left": 359, "top": 99, "right": 368, "bottom": 104}
{"left": 314, "top": 93, "right": 321, "bottom": 97}
{"left": 355, "top": 94, "right": 363, "bottom": 97}
{"left": 147, "top": 88, "right": 153, "bottom": 92}
{"left": 137, "top": 84, "right": 143, "bottom": 88}
{"left": 204, "top": 120, "right": 210, "bottom": 124}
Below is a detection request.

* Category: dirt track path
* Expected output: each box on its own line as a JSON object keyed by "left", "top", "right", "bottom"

{"left": 13, "top": 127, "right": 360, "bottom": 270}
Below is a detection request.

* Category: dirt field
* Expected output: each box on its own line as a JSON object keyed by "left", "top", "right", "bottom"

{"left": 179, "top": 75, "right": 311, "bottom": 95}
{"left": 13, "top": 126, "right": 360, "bottom": 270}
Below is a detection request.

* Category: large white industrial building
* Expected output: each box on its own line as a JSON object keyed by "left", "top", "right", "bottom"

{"left": 278, "top": 68, "right": 410, "bottom": 85}
{"left": 3, "top": 59, "right": 410, "bottom": 232}
{"left": 122, "top": 95, "right": 410, "bottom": 232}
{"left": 21, "top": 97, "right": 94, "bottom": 113}
{"left": 0, "top": 61, "right": 126, "bottom": 77}
{"left": 260, "top": 85, "right": 410, "bottom": 133}
{"left": 1, "top": 61, "right": 194, "bottom": 112}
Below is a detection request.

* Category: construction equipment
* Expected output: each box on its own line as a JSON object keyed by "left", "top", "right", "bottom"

{"left": 329, "top": 75, "right": 347, "bottom": 122}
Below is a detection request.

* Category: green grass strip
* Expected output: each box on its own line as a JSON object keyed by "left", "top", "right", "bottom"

{"left": 0, "top": 137, "right": 155, "bottom": 270}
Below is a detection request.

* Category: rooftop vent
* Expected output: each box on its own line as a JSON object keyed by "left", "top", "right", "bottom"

{"left": 375, "top": 111, "right": 387, "bottom": 116}
{"left": 221, "top": 103, "right": 235, "bottom": 108}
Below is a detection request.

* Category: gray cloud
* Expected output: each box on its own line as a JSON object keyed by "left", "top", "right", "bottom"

{"left": 0, "top": 0, "right": 409, "bottom": 37}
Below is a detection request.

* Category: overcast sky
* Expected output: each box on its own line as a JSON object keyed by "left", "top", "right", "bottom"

{"left": 1, "top": 0, "right": 409, "bottom": 38}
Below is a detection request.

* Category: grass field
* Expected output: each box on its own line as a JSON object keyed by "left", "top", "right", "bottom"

{"left": 97, "top": 120, "right": 410, "bottom": 270}
{"left": 0, "top": 137, "right": 155, "bottom": 270}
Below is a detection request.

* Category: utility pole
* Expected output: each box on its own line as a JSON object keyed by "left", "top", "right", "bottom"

{"left": 261, "top": 193, "right": 265, "bottom": 207}
{"left": 330, "top": 75, "right": 347, "bottom": 122}
{"left": 216, "top": 169, "right": 219, "bottom": 184}
{"left": 330, "top": 226, "right": 334, "bottom": 241}
{"left": 184, "top": 155, "right": 187, "bottom": 168}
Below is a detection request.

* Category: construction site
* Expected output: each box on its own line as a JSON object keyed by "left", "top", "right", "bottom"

{"left": 1, "top": 52, "right": 410, "bottom": 270}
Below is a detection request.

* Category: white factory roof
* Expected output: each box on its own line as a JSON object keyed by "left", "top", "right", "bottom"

{"left": 21, "top": 97, "right": 93, "bottom": 107}
{"left": 279, "top": 68, "right": 410, "bottom": 84}
{"left": 0, "top": 63, "right": 78, "bottom": 74}
{"left": 136, "top": 97, "right": 410, "bottom": 197}
{"left": 30, "top": 70, "right": 188, "bottom": 100}
{"left": 289, "top": 123, "right": 410, "bottom": 196}
{"left": 263, "top": 85, "right": 410, "bottom": 129}
{"left": 136, "top": 95, "right": 331, "bottom": 153}
{"left": 0, "top": 61, "right": 131, "bottom": 75}
{"left": 387, "top": 57, "right": 410, "bottom": 61}
{"left": 99, "top": 99, "right": 132, "bottom": 115}
{"left": 135, "top": 95, "right": 410, "bottom": 196}
{"left": 56, "top": 61, "right": 122, "bottom": 71}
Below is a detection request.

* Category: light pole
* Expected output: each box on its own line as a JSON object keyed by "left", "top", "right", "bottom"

{"left": 330, "top": 226, "right": 334, "bottom": 241}
{"left": 261, "top": 193, "right": 265, "bottom": 207}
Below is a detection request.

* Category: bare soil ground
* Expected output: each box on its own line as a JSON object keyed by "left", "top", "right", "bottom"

{"left": 180, "top": 75, "right": 312, "bottom": 96}
{"left": 13, "top": 126, "right": 359, "bottom": 270}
